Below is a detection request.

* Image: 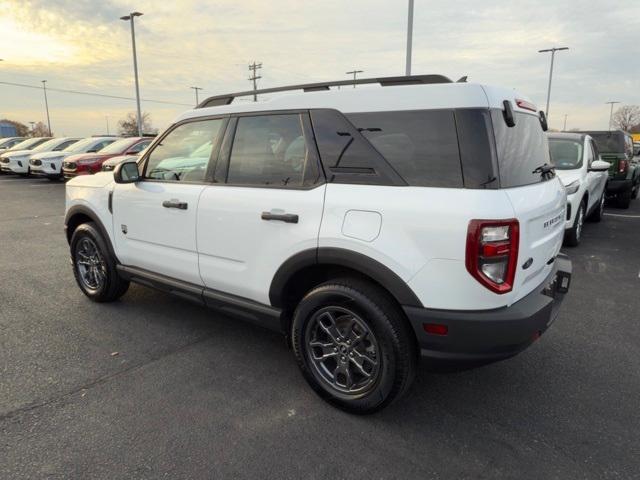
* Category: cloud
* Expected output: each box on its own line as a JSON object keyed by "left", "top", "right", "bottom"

{"left": 1, "top": 0, "right": 639, "bottom": 135}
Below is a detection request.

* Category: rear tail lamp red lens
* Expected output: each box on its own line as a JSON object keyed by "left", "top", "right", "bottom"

{"left": 619, "top": 160, "right": 628, "bottom": 174}
{"left": 466, "top": 219, "right": 519, "bottom": 294}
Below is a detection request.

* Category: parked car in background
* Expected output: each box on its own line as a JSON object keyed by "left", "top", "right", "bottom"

{"left": 548, "top": 133, "right": 610, "bottom": 246}
{"left": 1, "top": 138, "right": 81, "bottom": 175}
{"left": 62, "top": 137, "right": 152, "bottom": 179}
{"left": 0, "top": 137, "right": 26, "bottom": 151}
{"left": 30, "top": 136, "right": 117, "bottom": 180}
{"left": 65, "top": 76, "right": 572, "bottom": 413}
{"left": 102, "top": 139, "right": 155, "bottom": 172}
{"left": 579, "top": 130, "right": 639, "bottom": 208}
{"left": 633, "top": 142, "right": 640, "bottom": 157}
{"left": 0, "top": 137, "right": 53, "bottom": 174}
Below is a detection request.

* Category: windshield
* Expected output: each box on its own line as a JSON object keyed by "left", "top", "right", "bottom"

{"left": 31, "top": 138, "right": 64, "bottom": 152}
{"left": 549, "top": 138, "right": 583, "bottom": 170}
{"left": 589, "top": 132, "right": 625, "bottom": 154}
{"left": 8, "top": 137, "right": 50, "bottom": 151}
{"left": 98, "top": 138, "right": 137, "bottom": 154}
{"left": 64, "top": 138, "right": 102, "bottom": 153}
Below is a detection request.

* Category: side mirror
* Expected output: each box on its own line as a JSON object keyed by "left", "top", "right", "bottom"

{"left": 113, "top": 160, "right": 140, "bottom": 183}
{"left": 539, "top": 111, "right": 548, "bottom": 131}
{"left": 588, "top": 159, "right": 611, "bottom": 172}
{"left": 124, "top": 150, "right": 138, "bottom": 156}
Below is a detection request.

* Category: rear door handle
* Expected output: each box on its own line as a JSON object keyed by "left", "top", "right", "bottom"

{"left": 261, "top": 212, "right": 299, "bottom": 223}
{"left": 162, "top": 199, "right": 188, "bottom": 210}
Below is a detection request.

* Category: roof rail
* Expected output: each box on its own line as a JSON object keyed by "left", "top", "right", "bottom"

{"left": 197, "top": 74, "right": 453, "bottom": 108}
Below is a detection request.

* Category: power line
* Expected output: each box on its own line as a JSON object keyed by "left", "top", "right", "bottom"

{"left": 0, "top": 80, "right": 192, "bottom": 106}
{"left": 248, "top": 62, "right": 262, "bottom": 102}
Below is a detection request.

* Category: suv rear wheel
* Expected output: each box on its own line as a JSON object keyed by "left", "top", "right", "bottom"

{"left": 70, "top": 222, "right": 129, "bottom": 302}
{"left": 291, "top": 278, "right": 417, "bottom": 414}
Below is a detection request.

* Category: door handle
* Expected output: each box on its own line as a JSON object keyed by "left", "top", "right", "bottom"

{"left": 261, "top": 212, "right": 299, "bottom": 223}
{"left": 162, "top": 199, "right": 188, "bottom": 210}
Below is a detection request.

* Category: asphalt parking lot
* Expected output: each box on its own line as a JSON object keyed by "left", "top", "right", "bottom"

{"left": 1, "top": 175, "right": 638, "bottom": 479}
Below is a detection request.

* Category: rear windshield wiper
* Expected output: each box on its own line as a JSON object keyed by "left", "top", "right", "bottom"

{"left": 532, "top": 163, "right": 556, "bottom": 179}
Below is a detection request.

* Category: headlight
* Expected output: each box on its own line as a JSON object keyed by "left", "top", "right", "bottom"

{"left": 564, "top": 180, "right": 580, "bottom": 195}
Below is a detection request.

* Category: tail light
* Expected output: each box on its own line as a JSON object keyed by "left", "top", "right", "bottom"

{"left": 618, "top": 160, "right": 628, "bottom": 174}
{"left": 466, "top": 219, "right": 519, "bottom": 294}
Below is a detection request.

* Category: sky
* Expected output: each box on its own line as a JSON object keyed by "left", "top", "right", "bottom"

{"left": 1, "top": 0, "right": 639, "bottom": 136}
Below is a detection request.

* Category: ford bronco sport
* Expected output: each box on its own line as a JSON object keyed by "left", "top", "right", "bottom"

{"left": 65, "top": 75, "right": 572, "bottom": 413}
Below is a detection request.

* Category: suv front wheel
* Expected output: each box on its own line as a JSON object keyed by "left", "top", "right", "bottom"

{"left": 291, "top": 278, "right": 417, "bottom": 414}
{"left": 70, "top": 222, "right": 130, "bottom": 302}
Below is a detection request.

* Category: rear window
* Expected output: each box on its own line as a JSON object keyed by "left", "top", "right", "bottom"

{"left": 491, "top": 111, "right": 550, "bottom": 188}
{"left": 346, "top": 110, "right": 463, "bottom": 188}
{"left": 589, "top": 132, "right": 625, "bottom": 154}
{"left": 548, "top": 138, "right": 583, "bottom": 170}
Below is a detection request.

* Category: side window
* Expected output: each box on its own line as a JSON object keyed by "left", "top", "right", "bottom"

{"left": 227, "top": 114, "right": 308, "bottom": 187}
{"left": 145, "top": 119, "right": 224, "bottom": 182}
{"left": 586, "top": 140, "right": 595, "bottom": 167}
{"left": 310, "top": 109, "right": 404, "bottom": 185}
{"left": 347, "top": 110, "right": 463, "bottom": 188}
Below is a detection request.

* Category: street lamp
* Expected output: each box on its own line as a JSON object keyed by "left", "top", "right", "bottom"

{"left": 405, "top": 0, "right": 414, "bottom": 76}
{"left": 538, "top": 46, "right": 569, "bottom": 120}
{"left": 606, "top": 101, "right": 620, "bottom": 130}
{"left": 41, "top": 80, "right": 52, "bottom": 136}
{"left": 120, "top": 11, "right": 144, "bottom": 136}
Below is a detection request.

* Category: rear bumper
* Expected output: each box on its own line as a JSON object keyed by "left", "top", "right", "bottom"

{"left": 404, "top": 254, "right": 572, "bottom": 363}
{"left": 606, "top": 179, "right": 632, "bottom": 195}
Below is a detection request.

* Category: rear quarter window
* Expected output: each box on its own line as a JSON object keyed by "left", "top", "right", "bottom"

{"left": 346, "top": 110, "right": 463, "bottom": 188}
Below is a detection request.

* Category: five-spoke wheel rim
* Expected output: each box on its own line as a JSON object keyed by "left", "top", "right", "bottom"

{"left": 75, "top": 237, "right": 106, "bottom": 291}
{"left": 304, "top": 306, "right": 380, "bottom": 395}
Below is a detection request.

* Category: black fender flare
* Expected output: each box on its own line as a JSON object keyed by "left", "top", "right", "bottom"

{"left": 269, "top": 247, "right": 423, "bottom": 308}
{"left": 64, "top": 205, "right": 119, "bottom": 262}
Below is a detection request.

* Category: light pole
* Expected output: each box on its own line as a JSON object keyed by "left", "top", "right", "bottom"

{"left": 538, "top": 46, "right": 569, "bottom": 120}
{"left": 120, "top": 12, "right": 144, "bottom": 136}
{"left": 346, "top": 70, "right": 363, "bottom": 88}
{"left": 190, "top": 86, "right": 203, "bottom": 107}
{"left": 105, "top": 115, "right": 110, "bottom": 135}
{"left": 563, "top": 114, "right": 568, "bottom": 131}
{"left": 405, "top": 0, "right": 414, "bottom": 76}
{"left": 41, "top": 80, "right": 52, "bottom": 136}
{"left": 606, "top": 101, "right": 620, "bottom": 130}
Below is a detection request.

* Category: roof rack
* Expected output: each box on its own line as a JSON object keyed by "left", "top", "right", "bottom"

{"left": 197, "top": 74, "right": 454, "bottom": 108}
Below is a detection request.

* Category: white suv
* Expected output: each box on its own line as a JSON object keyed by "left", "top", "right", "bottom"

{"left": 548, "top": 133, "right": 611, "bottom": 246}
{"left": 65, "top": 75, "right": 572, "bottom": 413}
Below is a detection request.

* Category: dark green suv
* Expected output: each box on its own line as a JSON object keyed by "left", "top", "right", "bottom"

{"left": 580, "top": 130, "right": 639, "bottom": 208}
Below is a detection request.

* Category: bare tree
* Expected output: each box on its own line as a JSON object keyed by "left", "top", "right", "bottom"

{"left": 30, "top": 121, "right": 52, "bottom": 137}
{"left": 612, "top": 105, "right": 640, "bottom": 131}
{"left": 0, "top": 119, "right": 30, "bottom": 137}
{"left": 117, "top": 112, "right": 157, "bottom": 136}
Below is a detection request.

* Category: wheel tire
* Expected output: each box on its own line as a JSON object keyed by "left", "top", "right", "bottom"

{"left": 70, "top": 222, "right": 129, "bottom": 302}
{"left": 564, "top": 201, "right": 585, "bottom": 247}
{"left": 589, "top": 193, "right": 605, "bottom": 223}
{"left": 617, "top": 189, "right": 632, "bottom": 209}
{"left": 291, "top": 278, "right": 417, "bottom": 414}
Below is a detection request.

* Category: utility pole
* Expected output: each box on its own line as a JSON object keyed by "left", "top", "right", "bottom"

{"left": 105, "top": 115, "right": 110, "bottom": 135}
{"left": 120, "top": 12, "right": 144, "bottom": 136}
{"left": 41, "top": 80, "right": 51, "bottom": 136}
{"left": 346, "top": 69, "right": 364, "bottom": 88}
{"left": 248, "top": 62, "right": 262, "bottom": 101}
{"left": 190, "top": 86, "right": 203, "bottom": 107}
{"left": 538, "top": 46, "right": 569, "bottom": 121}
{"left": 563, "top": 114, "right": 568, "bottom": 131}
{"left": 606, "top": 101, "right": 620, "bottom": 130}
{"left": 405, "top": 0, "right": 414, "bottom": 76}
